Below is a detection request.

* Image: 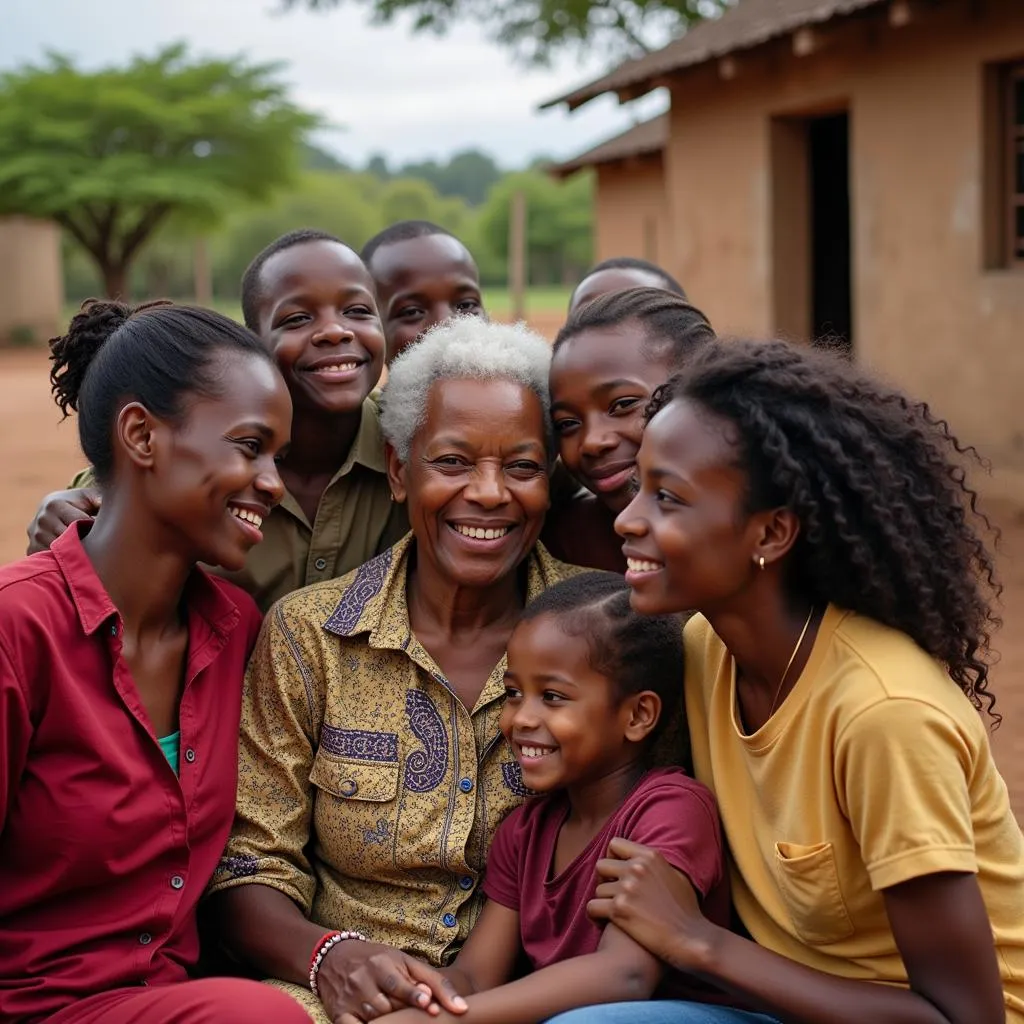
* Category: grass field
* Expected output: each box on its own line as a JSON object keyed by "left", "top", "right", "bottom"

{"left": 483, "top": 286, "right": 572, "bottom": 317}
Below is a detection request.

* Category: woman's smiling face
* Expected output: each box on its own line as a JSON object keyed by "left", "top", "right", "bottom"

{"left": 146, "top": 350, "right": 291, "bottom": 572}
{"left": 616, "top": 397, "right": 762, "bottom": 616}
{"left": 388, "top": 377, "right": 550, "bottom": 589}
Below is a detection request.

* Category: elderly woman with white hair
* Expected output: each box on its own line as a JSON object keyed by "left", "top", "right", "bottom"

{"left": 209, "top": 318, "right": 579, "bottom": 1024}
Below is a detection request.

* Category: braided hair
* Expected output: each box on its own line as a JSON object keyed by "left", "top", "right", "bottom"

{"left": 555, "top": 286, "right": 715, "bottom": 368}
{"left": 648, "top": 339, "right": 1001, "bottom": 719}
{"left": 574, "top": 257, "right": 687, "bottom": 300}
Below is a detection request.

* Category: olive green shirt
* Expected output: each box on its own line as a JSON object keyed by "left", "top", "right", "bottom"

{"left": 69, "top": 397, "right": 408, "bottom": 612}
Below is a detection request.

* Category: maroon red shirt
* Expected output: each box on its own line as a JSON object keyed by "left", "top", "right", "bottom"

{"left": 0, "top": 522, "right": 262, "bottom": 1024}
{"left": 483, "top": 767, "right": 730, "bottom": 1000}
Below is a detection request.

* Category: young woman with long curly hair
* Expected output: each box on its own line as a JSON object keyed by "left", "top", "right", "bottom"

{"left": 549, "top": 339, "right": 1022, "bottom": 1024}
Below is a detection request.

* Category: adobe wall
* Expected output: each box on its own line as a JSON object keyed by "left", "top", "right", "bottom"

{"left": 0, "top": 217, "right": 64, "bottom": 347}
{"left": 594, "top": 156, "right": 669, "bottom": 264}
{"left": 665, "top": 0, "right": 1024, "bottom": 499}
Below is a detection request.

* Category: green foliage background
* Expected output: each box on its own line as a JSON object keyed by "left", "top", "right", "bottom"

{"left": 0, "top": 43, "right": 595, "bottom": 305}
{"left": 63, "top": 146, "right": 595, "bottom": 302}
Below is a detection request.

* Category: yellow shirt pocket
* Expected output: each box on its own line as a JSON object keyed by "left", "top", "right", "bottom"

{"left": 774, "top": 840, "right": 855, "bottom": 946}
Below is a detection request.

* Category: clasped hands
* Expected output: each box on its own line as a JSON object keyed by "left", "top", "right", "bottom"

{"left": 327, "top": 838, "right": 712, "bottom": 1024}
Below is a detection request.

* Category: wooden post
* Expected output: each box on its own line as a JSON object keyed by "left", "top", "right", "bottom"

{"left": 193, "top": 236, "right": 213, "bottom": 307}
{"left": 509, "top": 190, "right": 527, "bottom": 322}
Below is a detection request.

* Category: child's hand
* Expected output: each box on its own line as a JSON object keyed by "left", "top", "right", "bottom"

{"left": 587, "top": 837, "right": 717, "bottom": 972}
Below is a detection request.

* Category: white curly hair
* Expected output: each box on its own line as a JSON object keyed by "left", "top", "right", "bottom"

{"left": 380, "top": 316, "right": 553, "bottom": 464}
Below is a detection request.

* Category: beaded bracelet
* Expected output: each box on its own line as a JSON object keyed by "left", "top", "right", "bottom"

{"left": 309, "top": 929, "right": 368, "bottom": 998}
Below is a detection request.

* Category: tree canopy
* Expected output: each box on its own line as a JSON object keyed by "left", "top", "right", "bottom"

{"left": 63, "top": 162, "right": 594, "bottom": 302}
{"left": 286, "top": 0, "right": 733, "bottom": 64}
{"left": 0, "top": 44, "right": 318, "bottom": 297}
{"left": 361, "top": 149, "right": 502, "bottom": 206}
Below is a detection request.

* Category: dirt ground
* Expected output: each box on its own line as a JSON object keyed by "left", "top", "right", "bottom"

{"left": 2, "top": 345, "right": 1022, "bottom": 820}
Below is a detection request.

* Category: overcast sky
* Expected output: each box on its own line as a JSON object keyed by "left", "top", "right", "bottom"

{"left": 2, "top": 0, "right": 668, "bottom": 168}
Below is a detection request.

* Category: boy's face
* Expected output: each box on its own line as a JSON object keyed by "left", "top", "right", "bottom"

{"left": 500, "top": 614, "right": 646, "bottom": 794}
{"left": 369, "top": 235, "right": 484, "bottom": 364}
{"left": 255, "top": 241, "right": 385, "bottom": 419}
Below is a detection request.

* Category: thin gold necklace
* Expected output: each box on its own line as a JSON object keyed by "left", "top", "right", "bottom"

{"left": 768, "top": 606, "right": 816, "bottom": 718}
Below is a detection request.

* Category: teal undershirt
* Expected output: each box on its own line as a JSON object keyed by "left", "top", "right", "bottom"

{"left": 158, "top": 731, "right": 181, "bottom": 775}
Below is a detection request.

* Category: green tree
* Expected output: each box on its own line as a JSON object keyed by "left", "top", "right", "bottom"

{"left": 365, "top": 153, "right": 392, "bottom": 180}
{"left": 212, "top": 171, "right": 384, "bottom": 298}
{"left": 287, "top": 0, "right": 734, "bottom": 63}
{"left": 478, "top": 169, "right": 593, "bottom": 286}
{"left": 0, "top": 44, "right": 318, "bottom": 298}
{"left": 303, "top": 143, "right": 351, "bottom": 172}
{"left": 400, "top": 149, "right": 502, "bottom": 206}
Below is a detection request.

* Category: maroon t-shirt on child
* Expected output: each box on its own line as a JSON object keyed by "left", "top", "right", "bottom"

{"left": 483, "top": 767, "right": 731, "bottom": 1001}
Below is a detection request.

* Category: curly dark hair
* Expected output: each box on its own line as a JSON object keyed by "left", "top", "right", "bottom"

{"left": 647, "top": 339, "right": 1002, "bottom": 721}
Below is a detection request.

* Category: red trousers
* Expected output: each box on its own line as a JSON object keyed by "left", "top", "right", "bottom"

{"left": 47, "top": 978, "right": 313, "bottom": 1024}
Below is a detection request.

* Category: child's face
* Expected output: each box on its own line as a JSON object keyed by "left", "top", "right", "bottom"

{"left": 501, "top": 614, "right": 645, "bottom": 793}
{"left": 550, "top": 322, "right": 672, "bottom": 515}
{"left": 370, "top": 235, "right": 484, "bottom": 364}
{"left": 255, "top": 240, "right": 385, "bottom": 419}
{"left": 569, "top": 268, "right": 669, "bottom": 314}
{"left": 617, "top": 397, "right": 756, "bottom": 617}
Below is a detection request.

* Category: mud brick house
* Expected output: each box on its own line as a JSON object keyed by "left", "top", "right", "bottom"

{"left": 546, "top": 0, "right": 1024, "bottom": 499}
{"left": 0, "top": 217, "right": 63, "bottom": 347}
{"left": 550, "top": 114, "right": 669, "bottom": 266}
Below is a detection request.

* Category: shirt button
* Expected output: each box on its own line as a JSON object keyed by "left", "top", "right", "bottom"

{"left": 171, "top": 875, "right": 185, "bottom": 890}
{"left": 459, "top": 777, "right": 473, "bottom": 793}
{"left": 314, "top": 557, "right": 328, "bottom": 571}
{"left": 139, "top": 932, "right": 153, "bottom": 946}
{"left": 339, "top": 780, "right": 358, "bottom": 797}
{"left": 184, "top": 748, "right": 196, "bottom": 764}
{"left": 458, "top": 875, "right": 474, "bottom": 891}
{"left": 442, "top": 913, "right": 457, "bottom": 928}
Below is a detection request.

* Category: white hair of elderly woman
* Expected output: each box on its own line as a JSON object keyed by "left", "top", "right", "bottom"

{"left": 380, "top": 315, "right": 553, "bottom": 463}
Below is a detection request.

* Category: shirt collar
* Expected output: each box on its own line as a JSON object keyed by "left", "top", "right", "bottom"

{"left": 326, "top": 395, "right": 387, "bottom": 483}
{"left": 343, "top": 393, "right": 388, "bottom": 475}
{"left": 51, "top": 520, "right": 242, "bottom": 639}
{"left": 322, "top": 533, "right": 568, "bottom": 647}
{"left": 278, "top": 396, "right": 388, "bottom": 526}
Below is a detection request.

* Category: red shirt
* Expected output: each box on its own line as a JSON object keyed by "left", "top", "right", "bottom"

{"left": 482, "top": 767, "right": 731, "bottom": 1000}
{"left": 0, "top": 522, "right": 262, "bottom": 1024}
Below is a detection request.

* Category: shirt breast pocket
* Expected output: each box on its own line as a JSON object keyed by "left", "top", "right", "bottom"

{"left": 310, "top": 748, "right": 400, "bottom": 804}
{"left": 773, "top": 840, "right": 855, "bottom": 946}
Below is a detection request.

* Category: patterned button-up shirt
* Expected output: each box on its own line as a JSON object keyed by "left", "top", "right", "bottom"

{"left": 209, "top": 534, "right": 580, "bottom": 971}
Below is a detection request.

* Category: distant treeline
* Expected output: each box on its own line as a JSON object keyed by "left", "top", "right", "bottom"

{"left": 63, "top": 145, "right": 594, "bottom": 302}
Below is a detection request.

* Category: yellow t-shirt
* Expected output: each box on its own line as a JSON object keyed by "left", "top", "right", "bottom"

{"left": 684, "top": 605, "right": 1024, "bottom": 1020}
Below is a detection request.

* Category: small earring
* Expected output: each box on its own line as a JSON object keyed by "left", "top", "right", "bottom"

{"left": 388, "top": 492, "right": 395, "bottom": 503}
{"left": 758, "top": 556, "right": 766, "bottom": 571}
